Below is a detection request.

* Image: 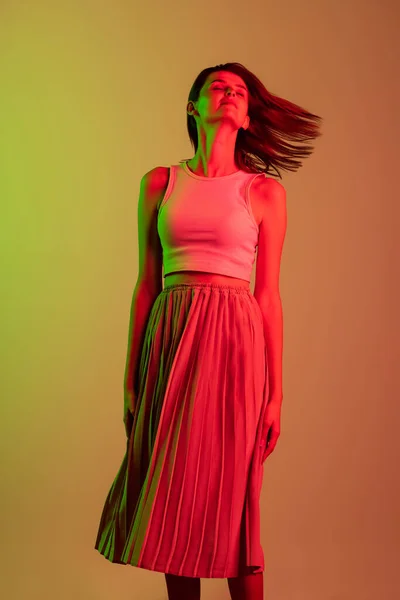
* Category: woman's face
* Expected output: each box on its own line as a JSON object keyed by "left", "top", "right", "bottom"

{"left": 188, "top": 70, "right": 250, "bottom": 131}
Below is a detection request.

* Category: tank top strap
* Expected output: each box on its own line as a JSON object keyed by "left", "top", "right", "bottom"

{"left": 158, "top": 165, "right": 177, "bottom": 211}
{"left": 243, "top": 171, "right": 266, "bottom": 225}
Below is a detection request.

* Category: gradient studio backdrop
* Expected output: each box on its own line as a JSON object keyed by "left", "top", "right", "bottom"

{"left": 1, "top": 1, "right": 399, "bottom": 599}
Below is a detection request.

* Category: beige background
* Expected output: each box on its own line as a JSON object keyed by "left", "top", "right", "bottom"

{"left": 1, "top": 1, "right": 399, "bottom": 599}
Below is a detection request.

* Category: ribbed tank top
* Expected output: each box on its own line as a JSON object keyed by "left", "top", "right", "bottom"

{"left": 157, "top": 161, "right": 266, "bottom": 282}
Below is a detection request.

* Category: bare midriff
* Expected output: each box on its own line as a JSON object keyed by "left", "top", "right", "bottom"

{"left": 164, "top": 271, "right": 250, "bottom": 289}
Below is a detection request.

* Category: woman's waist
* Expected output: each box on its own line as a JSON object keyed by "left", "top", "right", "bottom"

{"left": 163, "top": 270, "right": 250, "bottom": 289}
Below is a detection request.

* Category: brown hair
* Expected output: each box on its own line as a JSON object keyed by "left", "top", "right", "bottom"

{"left": 181, "top": 62, "right": 323, "bottom": 179}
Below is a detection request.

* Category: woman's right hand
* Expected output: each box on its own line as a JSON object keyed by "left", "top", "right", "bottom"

{"left": 123, "top": 387, "right": 137, "bottom": 438}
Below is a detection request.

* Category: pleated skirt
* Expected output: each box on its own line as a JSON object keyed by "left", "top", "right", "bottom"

{"left": 94, "top": 281, "right": 269, "bottom": 578}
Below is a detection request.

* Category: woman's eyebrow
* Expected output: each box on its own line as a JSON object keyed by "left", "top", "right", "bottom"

{"left": 210, "top": 79, "right": 248, "bottom": 91}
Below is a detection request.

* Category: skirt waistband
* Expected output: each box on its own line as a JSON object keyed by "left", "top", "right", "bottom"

{"left": 162, "top": 282, "right": 251, "bottom": 294}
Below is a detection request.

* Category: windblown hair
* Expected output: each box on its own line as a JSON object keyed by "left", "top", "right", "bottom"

{"left": 181, "top": 62, "right": 323, "bottom": 179}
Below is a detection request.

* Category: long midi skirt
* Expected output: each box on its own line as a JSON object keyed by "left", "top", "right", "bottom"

{"left": 94, "top": 281, "right": 269, "bottom": 578}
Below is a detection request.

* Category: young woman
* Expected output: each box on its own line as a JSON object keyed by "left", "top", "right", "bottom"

{"left": 94, "top": 62, "right": 322, "bottom": 600}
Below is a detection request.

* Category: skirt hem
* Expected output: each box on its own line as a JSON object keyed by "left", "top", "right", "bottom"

{"left": 94, "top": 547, "right": 264, "bottom": 578}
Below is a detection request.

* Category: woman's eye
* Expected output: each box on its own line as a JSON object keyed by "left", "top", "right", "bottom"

{"left": 212, "top": 87, "right": 244, "bottom": 97}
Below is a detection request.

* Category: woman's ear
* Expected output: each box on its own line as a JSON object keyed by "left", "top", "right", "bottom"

{"left": 187, "top": 101, "right": 198, "bottom": 117}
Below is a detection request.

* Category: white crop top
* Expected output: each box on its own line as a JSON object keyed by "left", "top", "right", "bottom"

{"left": 157, "top": 161, "right": 265, "bottom": 282}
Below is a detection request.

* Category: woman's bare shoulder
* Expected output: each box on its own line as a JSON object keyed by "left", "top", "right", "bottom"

{"left": 142, "top": 166, "right": 170, "bottom": 194}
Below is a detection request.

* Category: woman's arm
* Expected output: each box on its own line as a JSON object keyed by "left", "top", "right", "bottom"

{"left": 253, "top": 177, "right": 287, "bottom": 404}
{"left": 124, "top": 167, "right": 167, "bottom": 393}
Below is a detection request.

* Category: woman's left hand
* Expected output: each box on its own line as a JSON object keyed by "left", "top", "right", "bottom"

{"left": 260, "top": 396, "right": 282, "bottom": 463}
